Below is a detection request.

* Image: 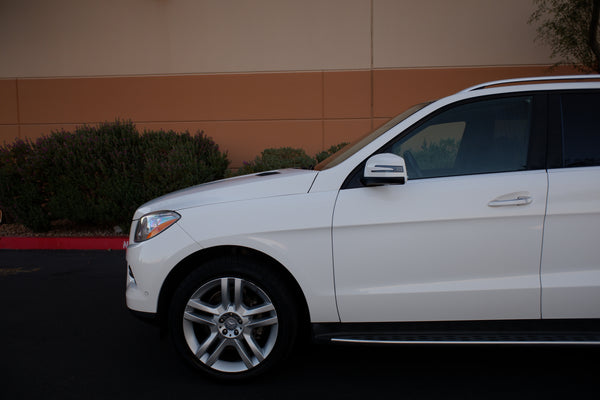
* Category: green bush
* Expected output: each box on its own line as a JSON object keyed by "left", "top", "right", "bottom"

{"left": 0, "top": 138, "right": 50, "bottom": 231}
{"left": 235, "top": 147, "right": 315, "bottom": 175}
{"left": 315, "top": 143, "right": 350, "bottom": 164}
{"left": 0, "top": 120, "right": 229, "bottom": 232}
{"left": 141, "top": 130, "right": 229, "bottom": 200}
{"left": 41, "top": 121, "right": 142, "bottom": 229}
{"left": 233, "top": 143, "right": 348, "bottom": 176}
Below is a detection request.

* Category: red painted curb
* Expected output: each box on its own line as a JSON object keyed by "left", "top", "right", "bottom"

{"left": 0, "top": 236, "right": 129, "bottom": 250}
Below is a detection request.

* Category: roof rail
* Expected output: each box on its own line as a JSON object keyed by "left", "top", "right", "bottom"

{"left": 462, "top": 75, "right": 600, "bottom": 92}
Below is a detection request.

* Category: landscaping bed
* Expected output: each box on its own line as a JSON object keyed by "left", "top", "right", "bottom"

{"left": 0, "top": 221, "right": 121, "bottom": 237}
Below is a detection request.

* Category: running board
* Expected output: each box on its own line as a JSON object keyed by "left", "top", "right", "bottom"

{"left": 329, "top": 334, "right": 600, "bottom": 345}
{"left": 313, "top": 320, "right": 600, "bottom": 346}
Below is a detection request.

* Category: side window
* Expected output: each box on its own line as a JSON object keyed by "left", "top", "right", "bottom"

{"left": 389, "top": 96, "right": 533, "bottom": 179}
{"left": 561, "top": 92, "right": 600, "bottom": 167}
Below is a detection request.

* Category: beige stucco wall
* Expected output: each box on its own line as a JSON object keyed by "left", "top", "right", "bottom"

{"left": 0, "top": 0, "right": 551, "bottom": 78}
{"left": 0, "top": 0, "right": 371, "bottom": 77}
{"left": 374, "top": 0, "right": 551, "bottom": 68}
{"left": 1, "top": 0, "right": 568, "bottom": 167}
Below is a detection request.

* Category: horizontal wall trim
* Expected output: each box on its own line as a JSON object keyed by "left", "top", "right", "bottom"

{"left": 0, "top": 64, "right": 566, "bottom": 81}
{"left": 3, "top": 117, "right": 377, "bottom": 127}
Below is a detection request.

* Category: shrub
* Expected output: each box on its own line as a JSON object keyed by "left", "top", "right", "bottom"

{"left": 42, "top": 121, "right": 142, "bottom": 229}
{"left": 315, "top": 143, "right": 349, "bottom": 164}
{"left": 140, "top": 130, "right": 229, "bottom": 200}
{"left": 0, "top": 138, "right": 50, "bottom": 231}
{"left": 233, "top": 143, "right": 348, "bottom": 176}
{"left": 0, "top": 121, "right": 229, "bottom": 232}
{"left": 235, "top": 147, "right": 315, "bottom": 175}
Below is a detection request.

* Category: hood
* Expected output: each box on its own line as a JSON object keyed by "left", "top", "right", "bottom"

{"left": 133, "top": 169, "right": 319, "bottom": 220}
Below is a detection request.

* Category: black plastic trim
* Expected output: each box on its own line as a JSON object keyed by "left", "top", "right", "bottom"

{"left": 528, "top": 93, "right": 548, "bottom": 170}
{"left": 547, "top": 93, "right": 564, "bottom": 169}
{"left": 360, "top": 176, "right": 406, "bottom": 187}
{"left": 547, "top": 89, "right": 600, "bottom": 169}
{"left": 128, "top": 309, "right": 160, "bottom": 326}
{"left": 256, "top": 171, "right": 280, "bottom": 177}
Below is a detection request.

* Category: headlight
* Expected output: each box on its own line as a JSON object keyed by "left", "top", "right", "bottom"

{"left": 134, "top": 211, "right": 181, "bottom": 242}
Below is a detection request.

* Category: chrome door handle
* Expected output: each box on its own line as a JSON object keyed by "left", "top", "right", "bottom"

{"left": 488, "top": 196, "right": 532, "bottom": 207}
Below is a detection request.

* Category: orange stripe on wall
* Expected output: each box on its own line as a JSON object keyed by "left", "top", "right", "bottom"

{"left": 0, "top": 79, "right": 18, "bottom": 125}
{"left": 323, "top": 70, "right": 371, "bottom": 118}
{"left": 0, "top": 125, "right": 19, "bottom": 144}
{"left": 17, "top": 73, "right": 324, "bottom": 124}
{"left": 1, "top": 66, "right": 582, "bottom": 166}
{"left": 372, "top": 65, "right": 580, "bottom": 118}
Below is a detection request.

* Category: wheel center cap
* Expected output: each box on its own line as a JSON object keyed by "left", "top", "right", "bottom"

{"left": 224, "top": 317, "right": 238, "bottom": 330}
{"left": 218, "top": 312, "right": 244, "bottom": 338}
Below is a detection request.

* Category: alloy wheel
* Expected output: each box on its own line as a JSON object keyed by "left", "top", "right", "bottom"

{"left": 182, "top": 277, "right": 279, "bottom": 373}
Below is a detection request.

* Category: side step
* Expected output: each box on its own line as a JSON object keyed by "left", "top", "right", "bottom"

{"left": 313, "top": 320, "right": 600, "bottom": 346}
{"left": 329, "top": 332, "right": 600, "bottom": 345}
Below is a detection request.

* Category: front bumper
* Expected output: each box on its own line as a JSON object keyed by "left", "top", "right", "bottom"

{"left": 126, "top": 222, "right": 202, "bottom": 314}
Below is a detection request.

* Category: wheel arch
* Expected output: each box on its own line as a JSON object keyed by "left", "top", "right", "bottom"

{"left": 156, "top": 245, "right": 311, "bottom": 337}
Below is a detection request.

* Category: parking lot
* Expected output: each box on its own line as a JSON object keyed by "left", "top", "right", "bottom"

{"left": 1, "top": 250, "right": 598, "bottom": 399}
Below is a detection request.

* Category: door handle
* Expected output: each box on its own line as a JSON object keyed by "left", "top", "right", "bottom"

{"left": 488, "top": 196, "right": 532, "bottom": 207}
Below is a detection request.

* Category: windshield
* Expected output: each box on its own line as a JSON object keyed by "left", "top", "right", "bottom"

{"left": 314, "top": 102, "right": 432, "bottom": 171}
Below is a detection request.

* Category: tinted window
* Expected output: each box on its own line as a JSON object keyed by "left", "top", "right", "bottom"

{"left": 561, "top": 92, "right": 600, "bottom": 167}
{"left": 388, "top": 96, "right": 533, "bottom": 179}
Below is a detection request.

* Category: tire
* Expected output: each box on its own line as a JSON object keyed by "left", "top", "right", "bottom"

{"left": 168, "top": 255, "right": 300, "bottom": 380}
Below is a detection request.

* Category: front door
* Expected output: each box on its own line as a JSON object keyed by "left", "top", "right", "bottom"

{"left": 333, "top": 95, "right": 547, "bottom": 322}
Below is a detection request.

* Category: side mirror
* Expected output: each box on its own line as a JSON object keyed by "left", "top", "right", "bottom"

{"left": 361, "top": 153, "right": 408, "bottom": 186}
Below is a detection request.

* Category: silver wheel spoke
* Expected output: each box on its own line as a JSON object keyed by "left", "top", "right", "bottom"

{"left": 233, "top": 338, "right": 255, "bottom": 369}
{"left": 233, "top": 278, "right": 243, "bottom": 310}
{"left": 187, "top": 299, "right": 220, "bottom": 316}
{"left": 243, "top": 333, "right": 265, "bottom": 362}
{"left": 195, "top": 331, "right": 219, "bottom": 359}
{"left": 244, "top": 302, "right": 275, "bottom": 317}
{"left": 248, "top": 315, "right": 278, "bottom": 329}
{"left": 220, "top": 278, "right": 230, "bottom": 307}
{"left": 205, "top": 338, "right": 227, "bottom": 367}
{"left": 184, "top": 311, "right": 215, "bottom": 326}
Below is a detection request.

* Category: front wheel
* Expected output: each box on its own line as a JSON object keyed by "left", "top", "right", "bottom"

{"left": 168, "top": 256, "right": 299, "bottom": 380}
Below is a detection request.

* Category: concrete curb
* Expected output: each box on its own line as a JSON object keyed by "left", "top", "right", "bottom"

{"left": 0, "top": 236, "right": 129, "bottom": 250}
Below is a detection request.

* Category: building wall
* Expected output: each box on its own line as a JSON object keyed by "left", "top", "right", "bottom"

{"left": 0, "top": 0, "right": 573, "bottom": 166}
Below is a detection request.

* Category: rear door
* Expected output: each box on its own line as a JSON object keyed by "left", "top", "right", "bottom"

{"left": 541, "top": 91, "right": 600, "bottom": 318}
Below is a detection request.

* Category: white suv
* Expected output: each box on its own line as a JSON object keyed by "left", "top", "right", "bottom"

{"left": 126, "top": 76, "right": 600, "bottom": 379}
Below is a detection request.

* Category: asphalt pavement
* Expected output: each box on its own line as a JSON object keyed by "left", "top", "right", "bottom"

{"left": 1, "top": 250, "right": 598, "bottom": 399}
